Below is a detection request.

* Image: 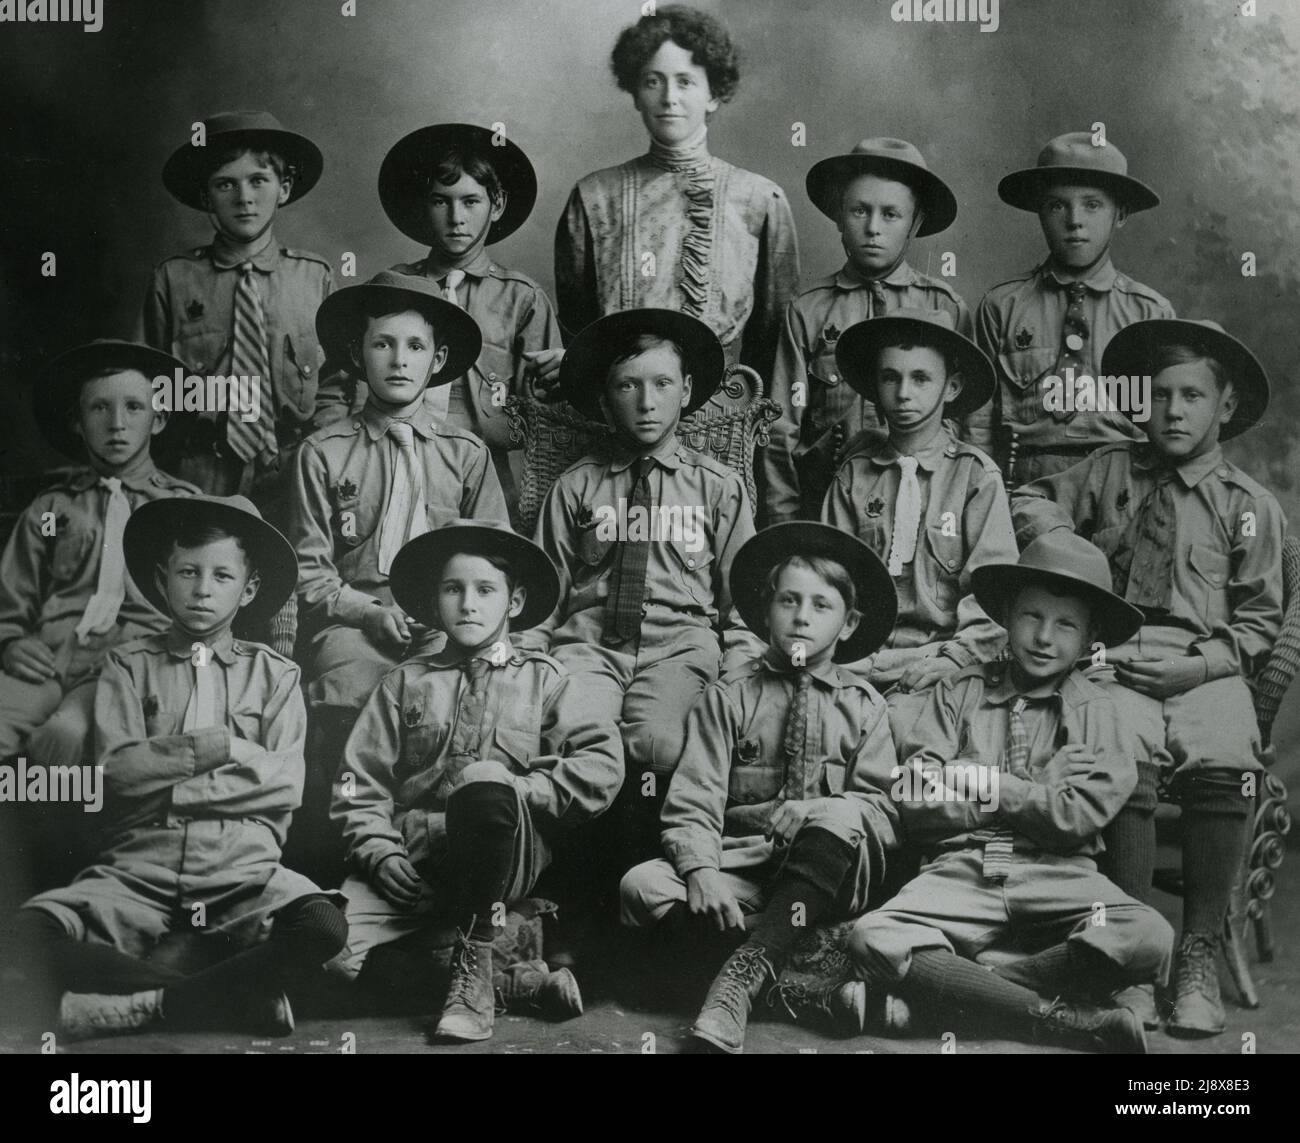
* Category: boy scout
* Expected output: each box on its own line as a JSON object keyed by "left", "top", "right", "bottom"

{"left": 317, "top": 124, "right": 563, "bottom": 527}
{"left": 969, "top": 132, "right": 1174, "bottom": 484}
{"left": 289, "top": 271, "right": 509, "bottom": 732}
{"left": 0, "top": 341, "right": 196, "bottom": 775}
{"left": 142, "top": 111, "right": 332, "bottom": 502}
{"left": 621, "top": 522, "right": 901, "bottom": 1053}
{"left": 1012, "top": 319, "right": 1283, "bottom": 1038}
{"left": 15, "top": 495, "right": 346, "bottom": 1040}
{"left": 821, "top": 310, "right": 1016, "bottom": 739}
{"left": 522, "top": 309, "right": 762, "bottom": 866}
{"left": 848, "top": 533, "right": 1174, "bottom": 1055}
{"left": 329, "top": 523, "right": 622, "bottom": 1043}
{"left": 763, "top": 138, "right": 968, "bottom": 524}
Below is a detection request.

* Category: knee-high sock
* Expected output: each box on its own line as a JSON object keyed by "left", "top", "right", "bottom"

{"left": 1178, "top": 769, "right": 1252, "bottom": 936}
{"left": 1101, "top": 759, "right": 1159, "bottom": 902}
{"left": 903, "top": 948, "right": 1046, "bottom": 1038}
{"left": 746, "top": 827, "right": 855, "bottom": 970}
{"left": 445, "top": 781, "right": 520, "bottom": 943}
{"left": 994, "top": 939, "right": 1131, "bottom": 1000}
{"left": 162, "top": 895, "right": 347, "bottom": 1028}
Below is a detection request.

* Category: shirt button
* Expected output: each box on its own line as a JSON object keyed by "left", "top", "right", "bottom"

{"left": 1065, "top": 334, "right": 1084, "bottom": 351}
{"left": 488, "top": 372, "right": 498, "bottom": 382}
{"left": 947, "top": 559, "right": 958, "bottom": 570}
{"left": 352, "top": 421, "right": 361, "bottom": 429}
{"left": 1217, "top": 466, "right": 1228, "bottom": 477}
{"left": 194, "top": 362, "right": 205, "bottom": 371}
{"left": 687, "top": 558, "right": 696, "bottom": 569}
{"left": 303, "top": 364, "right": 313, "bottom": 375}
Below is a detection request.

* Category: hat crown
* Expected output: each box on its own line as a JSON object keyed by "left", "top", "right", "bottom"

{"left": 199, "top": 110, "right": 290, "bottom": 136}
{"left": 1036, "top": 132, "right": 1130, "bottom": 177}
{"left": 849, "top": 137, "right": 929, "bottom": 169}
{"left": 1018, "top": 532, "right": 1117, "bottom": 596}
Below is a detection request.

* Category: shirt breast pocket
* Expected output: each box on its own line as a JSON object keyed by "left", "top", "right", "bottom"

{"left": 492, "top": 725, "right": 543, "bottom": 772}
{"left": 331, "top": 494, "right": 366, "bottom": 549}
{"left": 728, "top": 765, "right": 783, "bottom": 805}
{"left": 808, "top": 350, "right": 856, "bottom": 434}
{"left": 172, "top": 327, "right": 229, "bottom": 377}
{"left": 819, "top": 757, "right": 847, "bottom": 795}
{"left": 281, "top": 331, "right": 321, "bottom": 417}
{"left": 997, "top": 346, "right": 1055, "bottom": 394}
{"left": 667, "top": 534, "right": 715, "bottom": 608}
{"left": 922, "top": 522, "right": 965, "bottom": 615}
{"left": 50, "top": 526, "right": 94, "bottom": 583}
{"left": 397, "top": 720, "right": 448, "bottom": 780}
{"left": 576, "top": 523, "right": 616, "bottom": 569}
{"left": 1187, "top": 542, "right": 1231, "bottom": 620}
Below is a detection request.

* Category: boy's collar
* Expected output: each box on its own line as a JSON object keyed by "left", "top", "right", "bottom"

{"left": 210, "top": 229, "right": 279, "bottom": 271}
{"left": 869, "top": 429, "right": 952, "bottom": 472}
{"left": 361, "top": 399, "right": 441, "bottom": 442}
{"left": 608, "top": 432, "right": 683, "bottom": 473}
{"left": 1133, "top": 442, "right": 1226, "bottom": 488}
{"left": 164, "top": 624, "right": 237, "bottom": 665}
{"left": 760, "top": 646, "right": 844, "bottom": 688}
{"left": 836, "top": 260, "right": 914, "bottom": 291}
{"left": 425, "top": 638, "right": 516, "bottom": 669}
{"left": 418, "top": 247, "right": 492, "bottom": 280}
{"left": 985, "top": 659, "right": 1070, "bottom": 704}
{"left": 1042, "top": 255, "right": 1117, "bottom": 292}
{"left": 78, "top": 454, "right": 160, "bottom": 490}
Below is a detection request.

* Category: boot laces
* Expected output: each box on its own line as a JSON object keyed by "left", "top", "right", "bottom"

{"left": 1175, "top": 933, "right": 1218, "bottom": 998}
{"left": 766, "top": 979, "right": 834, "bottom": 1022}
{"left": 445, "top": 936, "right": 481, "bottom": 1007}
{"left": 711, "top": 946, "right": 772, "bottom": 1020}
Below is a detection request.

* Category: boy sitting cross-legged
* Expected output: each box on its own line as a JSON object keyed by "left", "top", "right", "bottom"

{"left": 847, "top": 533, "right": 1174, "bottom": 1053}
{"left": 9, "top": 495, "right": 346, "bottom": 1041}
{"left": 621, "top": 521, "right": 902, "bottom": 1053}
{"left": 328, "top": 523, "right": 623, "bottom": 1043}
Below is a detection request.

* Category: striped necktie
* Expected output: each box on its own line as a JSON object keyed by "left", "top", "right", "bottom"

{"left": 227, "top": 262, "right": 277, "bottom": 464}
{"left": 75, "top": 477, "right": 131, "bottom": 645}
{"left": 377, "top": 421, "right": 427, "bottom": 575}
{"left": 605, "top": 457, "right": 654, "bottom": 642}
{"left": 424, "top": 269, "right": 466, "bottom": 421}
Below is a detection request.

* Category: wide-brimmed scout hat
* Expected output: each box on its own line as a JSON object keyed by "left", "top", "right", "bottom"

{"left": 162, "top": 111, "right": 324, "bottom": 210}
{"left": 124, "top": 494, "right": 299, "bottom": 628}
{"left": 972, "top": 532, "right": 1144, "bottom": 647}
{"left": 730, "top": 522, "right": 898, "bottom": 663}
{"left": 997, "top": 132, "right": 1160, "bottom": 214}
{"left": 1100, "top": 318, "right": 1270, "bottom": 441}
{"left": 834, "top": 308, "right": 994, "bottom": 421}
{"left": 315, "top": 270, "right": 483, "bottom": 385}
{"left": 805, "top": 137, "right": 958, "bottom": 237}
{"left": 379, "top": 123, "right": 538, "bottom": 247}
{"left": 34, "top": 339, "right": 188, "bottom": 461}
{"left": 389, "top": 522, "right": 561, "bottom": 632}
{"left": 558, "top": 309, "right": 725, "bottom": 421}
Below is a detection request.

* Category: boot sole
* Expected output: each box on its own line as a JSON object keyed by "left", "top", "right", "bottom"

{"left": 1166, "top": 1019, "right": 1225, "bottom": 1039}
{"left": 433, "top": 1022, "right": 494, "bottom": 1043}
{"left": 690, "top": 1026, "right": 742, "bottom": 1054}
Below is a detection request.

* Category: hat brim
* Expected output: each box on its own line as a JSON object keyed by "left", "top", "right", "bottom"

{"left": 315, "top": 282, "right": 483, "bottom": 386}
{"left": 35, "top": 341, "right": 189, "bottom": 460}
{"left": 163, "top": 128, "right": 323, "bottom": 210}
{"left": 1100, "top": 320, "right": 1270, "bottom": 441}
{"left": 123, "top": 497, "right": 299, "bottom": 630}
{"left": 379, "top": 124, "right": 537, "bottom": 247}
{"left": 997, "top": 167, "right": 1160, "bottom": 214}
{"left": 730, "top": 522, "right": 898, "bottom": 663}
{"left": 558, "top": 310, "right": 726, "bottom": 422}
{"left": 389, "top": 525, "right": 560, "bottom": 631}
{"left": 834, "top": 316, "right": 995, "bottom": 421}
{"left": 806, "top": 155, "right": 957, "bottom": 237}
{"left": 971, "top": 563, "right": 1144, "bottom": 648}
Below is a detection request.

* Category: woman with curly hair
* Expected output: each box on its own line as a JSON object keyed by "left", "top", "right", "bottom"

{"left": 555, "top": 5, "right": 800, "bottom": 408}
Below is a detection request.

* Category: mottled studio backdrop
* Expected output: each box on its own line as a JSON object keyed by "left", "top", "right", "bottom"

{"left": 1, "top": 0, "right": 1298, "bottom": 764}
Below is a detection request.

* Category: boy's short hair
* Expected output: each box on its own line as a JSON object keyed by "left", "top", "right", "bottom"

{"left": 611, "top": 4, "right": 740, "bottom": 102}
{"left": 164, "top": 521, "right": 256, "bottom": 577}
{"left": 875, "top": 335, "right": 958, "bottom": 382}
{"left": 763, "top": 554, "right": 857, "bottom": 614}
{"left": 201, "top": 144, "right": 293, "bottom": 186}
{"left": 350, "top": 299, "right": 439, "bottom": 353}
{"left": 419, "top": 147, "right": 504, "bottom": 207}
{"left": 1150, "top": 343, "right": 1230, "bottom": 392}
{"left": 1038, "top": 178, "right": 1118, "bottom": 210}
{"left": 67, "top": 364, "right": 153, "bottom": 422}
{"left": 604, "top": 332, "right": 686, "bottom": 384}
{"left": 832, "top": 171, "right": 918, "bottom": 224}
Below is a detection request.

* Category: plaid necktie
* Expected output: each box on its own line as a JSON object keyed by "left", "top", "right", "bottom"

{"left": 1049, "top": 281, "right": 1089, "bottom": 422}
{"left": 868, "top": 278, "right": 888, "bottom": 317}
{"left": 182, "top": 650, "right": 219, "bottom": 732}
{"left": 449, "top": 656, "right": 491, "bottom": 760}
{"left": 425, "top": 269, "right": 467, "bottom": 421}
{"left": 227, "top": 262, "right": 277, "bottom": 463}
{"left": 982, "top": 696, "right": 1028, "bottom": 882}
{"left": 377, "top": 421, "right": 427, "bottom": 575}
{"left": 778, "top": 670, "right": 813, "bottom": 804}
{"left": 606, "top": 458, "right": 653, "bottom": 642}
{"left": 886, "top": 455, "right": 921, "bottom": 577}
{"left": 1119, "top": 472, "right": 1178, "bottom": 610}
{"left": 75, "top": 477, "right": 131, "bottom": 645}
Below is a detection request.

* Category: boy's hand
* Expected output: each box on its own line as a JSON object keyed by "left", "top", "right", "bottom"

{"left": 1043, "top": 743, "right": 1102, "bottom": 785}
{"left": 362, "top": 604, "right": 414, "bottom": 654}
{"left": 2, "top": 637, "right": 57, "bottom": 684}
{"left": 522, "top": 349, "right": 564, "bottom": 401}
{"left": 373, "top": 853, "right": 424, "bottom": 910}
{"left": 898, "top": 655, "right": 960, "bottom": 693}
{"left": 767, "top": 798, "right": 815, "bottom": 848}
{"left": 1115, "top": 657, "right": 1207, "bottom": 699}
{"left": 686, "top": 868, "right": 745, "bottom": 932}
